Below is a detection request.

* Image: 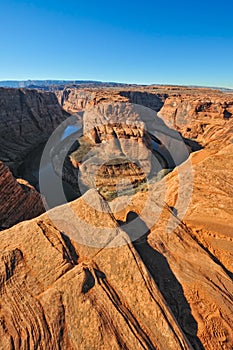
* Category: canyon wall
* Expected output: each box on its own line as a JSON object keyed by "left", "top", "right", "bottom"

{"left": 0, "top": 88, "right": 69, "bottom": 228}
{"left": 56, "top": 85, "right": 233, "bottom": 152}
{"left": 0, "top": 88, "right": 69, "bottom": 170}
{"left": 158, "top": 94, "right": 233, "bottom": 149}
{"left": 0, "top": 161, "right": 44, "bottom": 229}
{"left": 56, "top": 87, "right": 168, "bottom": 113}
{"left": 58, "top": 102, "right": 191, "bottom": 200}
{"left": 110, "top": 143, "right": 233, "bottom": 350}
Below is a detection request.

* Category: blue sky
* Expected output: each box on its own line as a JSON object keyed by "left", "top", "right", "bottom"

{"left": 1, "top": 0, "right": 233, "bottom": 87}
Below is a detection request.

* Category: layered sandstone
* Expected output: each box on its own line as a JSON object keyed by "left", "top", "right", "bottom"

{"left": 0, "top": 154, "right": 232, "bottom": 349}
{"left": 0, "top": 88, "right": 69, "bottom": 170}
{"left": 57, "top": 86, "right": 233, "bottom": 153}
{"left": 158, "top": 94, "right": 233, "bottom": 149}
{"left": 0, "top": 190, "right": 195, "bottom": 350}
{"left": 110, "top": 143, "right": 233, "bottom": 350}
{"left": 0, "top": 161, "right": 44, "bottom": 229}
{"left": 0, "top": 85, "right": 233, "bottom": 349}
{"left": 56, "top": 87, "right": 168, "bottom": 113}
{"left": 67, "top": 102, "right": 190, "bottom": 200}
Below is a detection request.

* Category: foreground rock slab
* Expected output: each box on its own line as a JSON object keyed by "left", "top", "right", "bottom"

{"left": 111, "top": 144, "right": 233, "bottom": 349}
{"left": 0, "top": 190, "right": 192, "bottom": 350}
{"left": 0, "top": 175, "right": 232, "bottom": 349}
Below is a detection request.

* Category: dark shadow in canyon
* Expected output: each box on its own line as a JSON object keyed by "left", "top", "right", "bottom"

{"left": 182, "top": 137, "right": 203, "bottom": 152}
{"left": 118, "top": 91, "right": 168, "bottom": 112}
{"left": 118, "top": 212, "right": 204, "bottom": 350}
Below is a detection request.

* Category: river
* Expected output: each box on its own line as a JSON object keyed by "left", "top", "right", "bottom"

{"left": 17, "top": 124, "right": 168, "bottom": 209}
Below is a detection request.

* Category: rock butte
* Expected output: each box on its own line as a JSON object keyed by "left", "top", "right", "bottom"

{"left": 0, "top": 85, "right": 232, "bottom": 349}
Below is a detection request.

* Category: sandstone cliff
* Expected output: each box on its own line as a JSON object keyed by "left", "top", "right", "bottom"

{"left": 56, "top": 87, "right": 168, "bottom": 113}
{"left": 0, "top": 161, "right": 44, "bottom": 229}
{"left": 110, "top": 143, "right": 233, "bottom": 350}
{"left": 158, "top": 94, "right": 233, "bottom": 149}
{"left": 0, "top": 85, "right": 233, "bottom": 349}
{"left": 0, "top": 88, "right": 69, "bottom": 170}
{"left": 0, "top": 149, "right": 232, "bottom": 349}
{"left": 60, "top": 102, "right": 190, "bottom": 201}
{"left": 0, "top": 190, "right": 195, "bottom": 350}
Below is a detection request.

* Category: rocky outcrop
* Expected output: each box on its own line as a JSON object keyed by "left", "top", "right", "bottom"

{"left": 0, "top": 88, "right": 69, "bottom": 170}
{"left": 110, "top": 143, "right": 233, "bottom": 349}
{"left": 56, "top": 88, "right": 94, "bottom": 112}
{"left": 0, "top": 85, "right": 233, "bottom": 349}
{"left": 50, "top": 99, "right": 194, "bottom": 203}
{"left": 0, "top": 161, "right": 232, "bottom": 349}
{"left": 65, "top": 102, "right": 190, "bottom": 200}
{"left": 0, "top": 190, "right": 194, "bottom": 350}
{"left": 0, "top": 161, "right": 44, "bottom": 229}
{"left": 57, "top": 86, "right": 233, "bottom": 153}
{"left": 158, "top": 94, "right": 233, "bottom": 149}
{"left": 56, "top": 87, "right": 168, "bottom": 113}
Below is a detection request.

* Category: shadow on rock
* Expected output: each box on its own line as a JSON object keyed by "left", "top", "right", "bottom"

{"left": 118, "top": 211, "right": 204, "bottom": 350}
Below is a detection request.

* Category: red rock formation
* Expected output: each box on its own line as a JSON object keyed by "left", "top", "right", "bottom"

{"left": 0, "top": 167, "right": 232, "bottom": 349}
{"left": 0, "top": 85, "right": 233, "bottom": 349}
{"left": 158, "top": 94, "right": 233, "bottom": 149}
{"left": 0, "top": 161, "right": 44, "bottom": 229}
{"left": 70, "top": 103, "right": 176, "bottom": 199}
{"left": 56, "top": 87, "right": 168, "bottom": 113}
{"left": 56, "top": 84, "right": 230, "bottom": 115}
{"left": 0, "top": 88, "right": 69, "bottom": 170}
{"left": 0, "top": 190, "right": 193, "bottom": 350}
{"left": 110, "top": 143, "right": 233, "bottom": 349}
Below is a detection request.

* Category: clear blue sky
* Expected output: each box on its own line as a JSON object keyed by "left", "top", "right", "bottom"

{"left": 1, "top": 0, "right": 233, "bottom": 87}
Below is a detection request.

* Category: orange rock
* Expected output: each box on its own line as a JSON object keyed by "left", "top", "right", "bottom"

{"left": 0, "top": 161, "right": 44, "bottom": 229}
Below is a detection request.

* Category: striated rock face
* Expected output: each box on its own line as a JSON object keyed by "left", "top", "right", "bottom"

{"left": 56, "top": 87, "right": 168, "bottom": 113}
{"left": 110, "top": 144, "right": 233, "bottom": 350}
{"left": 0, "top": 84, "right": 233, "bottom": 349}
{"left": 158, "top": 94, "right": 233, "bottom": 149}
{"left": 0, "top": 161, "right": 44, "bottom": 229}
{"left": 56, "top": 88, "right": 96, "bottom": 112}
{"left": 65, "top": 104, "right": 151, "bottom": 199}
{"left": 57, "top": 86, "right": 233, "bottom": 153}
{"left": 0, "top": 189, "right": 193, "bottom": 350}
{"left": 0, "top": 88, "right": 69, "bottom": 170}
{"left": 0, "top": 159, "right": 232, "bottom": 349}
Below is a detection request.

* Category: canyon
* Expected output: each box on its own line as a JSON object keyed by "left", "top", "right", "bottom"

{"left": 0, "top": 84, "right": 232, "bottom": 349}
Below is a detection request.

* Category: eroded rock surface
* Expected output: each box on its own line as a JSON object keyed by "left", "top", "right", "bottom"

{"left": 67, "top": 102, "right": 189, "bottom": 200}
{"left": 158, "top": 94, "right": 233, "bottom": 149}
{"left": 56, "top": 87, "right": 168, "bottom": 113}
{"left": 0, "top": 189, "right": 193, "bottom": 350}
{"left": 1, "top": 167, "right": 233, "bottom": 349}
{"left": 57, "top": 86, "right": 233, "bottom": 153}
{"left": 0, "top": 85, "right": 233, "bottom": 349}
{"left": 0, "top": 88, "right": 69, "bottom": 170}
{"left": 110, "top": 144, "right": 233, "bottom": 350}
{"left": 0, "top": 161, "right": 44, "bottom": 229}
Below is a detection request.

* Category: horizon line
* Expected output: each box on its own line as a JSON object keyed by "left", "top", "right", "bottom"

{"left": 0, "top": 79, "right": 232, "bottom": 90}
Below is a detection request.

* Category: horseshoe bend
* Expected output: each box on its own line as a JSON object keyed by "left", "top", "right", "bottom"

{"left": 0, "top": 84, "right": 233, "bottom": 350}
